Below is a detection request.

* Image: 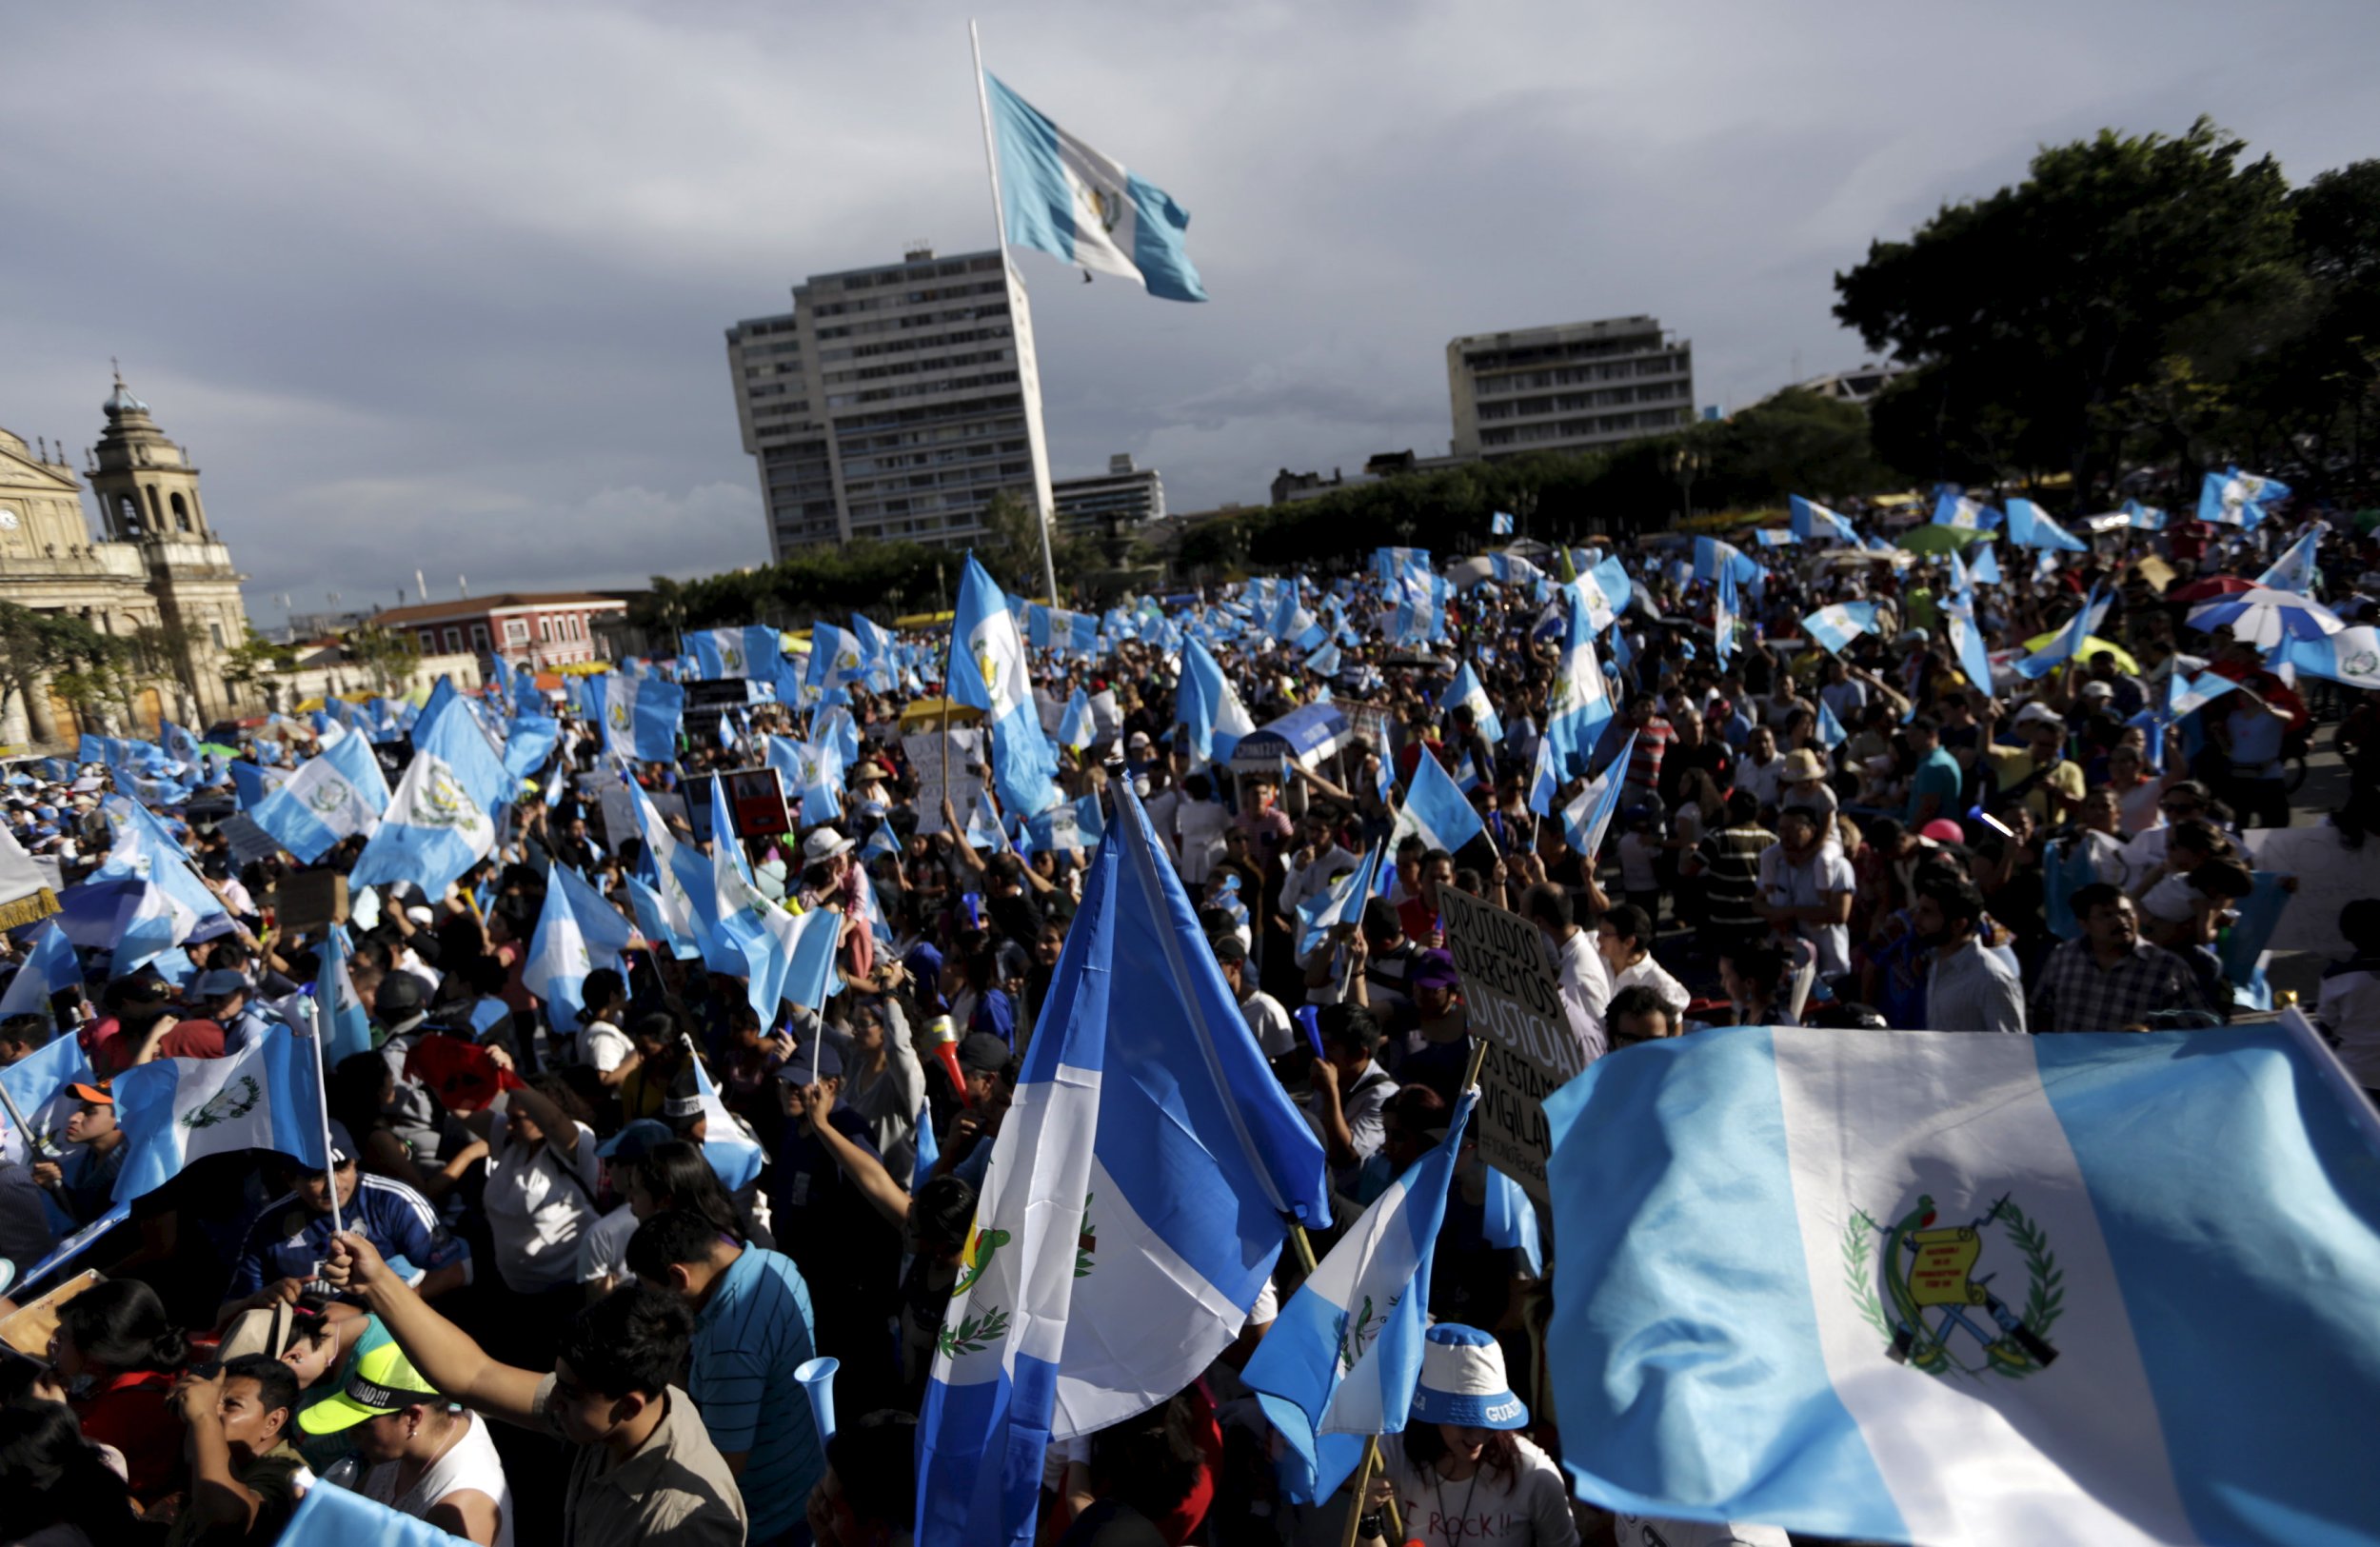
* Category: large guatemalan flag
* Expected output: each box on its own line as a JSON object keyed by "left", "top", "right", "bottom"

{"left": 983, "top": 71, "right": 1205, "bottom": 302}
{"left": 914, "top": 786, "right": 1328, "bottom": 1546}
{"left": 1541, "top": 1021, "right": 2380, "bottom": 1546}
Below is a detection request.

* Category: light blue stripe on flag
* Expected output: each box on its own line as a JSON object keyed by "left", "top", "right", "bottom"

{"left": 984, "top": 71, "right": 1206, "bottom": 303}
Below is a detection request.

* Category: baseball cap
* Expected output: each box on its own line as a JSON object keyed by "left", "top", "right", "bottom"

{"left": 66, "top": 1081, "right": 111, "bottom": 1106}
{"left": 297, "top": 1340, "right": 446, "bottom": 1435}
{"left": 1408, "top": 949, "right": 1462, "bottom": 994}
{"left": 191, "top": 968, "right": 247, "bottom": 1000}
{"left": 775, "top": 1041, "right": 845, "bottom": 1081}
{"left": 957, "top": 1032, "right": 1011, "bottom": 1076}
{"left": 2079, "top": 681, "right": 2114, "bottom": 701}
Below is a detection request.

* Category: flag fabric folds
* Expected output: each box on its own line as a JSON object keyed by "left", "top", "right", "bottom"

{"left": 1559, "top": 733, "right": 1635, "bottom": 862}
{"left": 1442, "top": 660, "right": 1504, "bottom": 744}
{"left": 0, "top": 919, "right": 78, "bottom": 1025}
{"left": 1177, "top": 638, "right": 1256, "bottom": 766}
{"left": 1391, "top": 749, "right": 1486, "bottom": 859}
{"left": 2004, "top": 498, "right": 2090, "bottom": 553}
{"left": 248, "top": 727, "right": 391, "bottom": 863}
{"left": 348, "top": 689, "right": 508, "bottom": 899}
{"left": 110, "top": 1026, "right": 329, "bottom": 1201}
{"left": 526, "top": 862, "right": 638, "bottom": 1034}
{"left": 2256, "top": 526, "right": 2323, "bottom": 593}
{"left": 1246, "top": 1087, "right": 1479, "bottom": 1502}
{"left": 597, "top": 672, "right": 684, "bottom": 765}
{"left": 315, "top": 924, "right": 375, "bottom": 1065}
{"left": 1539, "top": 581, "right": 1615, "bottom": 781}
{"left": 914, "top": 786, "right": 1327, "bottom": 1545}
{"left": 1790, "top": 495, "right": 1860, "bottom": 545}
{"left": 983, "top": 71, "right": 1206, "bottom": 303}
{"left": 948, "top": 554, "right": 1062, "bottom": 820}
{"left": 2198, "top": 467, "right": 2291, "bottom": 527}
{"left": 1540, "top": 1022, "right": 2380, "bottom": 1546}
{"left": 1801, "top": 604, "right": 1876, "bottom": 656}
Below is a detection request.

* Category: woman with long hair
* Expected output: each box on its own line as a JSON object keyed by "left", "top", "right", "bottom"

{"left": 0, "top": 1399, "right": 140, "bottom": 1545}
{"left": 627, "top": 1139, "right": 760, "bottom": 1247}
{"left": 1360, "top": 1325, "right": 1574, "bottom": 1547}
{"left": 47, "top": 1279, "right": 190, "bottom": 1504}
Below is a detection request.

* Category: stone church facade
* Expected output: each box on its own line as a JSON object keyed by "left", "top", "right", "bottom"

{"left": 0, "top": 375, "right": 252, "bottom": 747}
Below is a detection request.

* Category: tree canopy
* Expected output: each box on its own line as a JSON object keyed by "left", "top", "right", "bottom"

{"left": 1837, "top": 118, "right": 2380, "bottom": 500}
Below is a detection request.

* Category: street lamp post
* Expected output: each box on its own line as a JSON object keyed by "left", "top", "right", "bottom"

{"left": 1669, "top": 445, "right": 1705, "bottom": 527}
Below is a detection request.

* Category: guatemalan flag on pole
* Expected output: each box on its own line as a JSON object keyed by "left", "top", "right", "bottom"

{"left": 349, "top": 686, "right": 508, "bottom": 899}
{"left": 248, "top": 727, "right": 391, "bottom": 863}
{"left": 110, "top": 1024, "right": 330, "bottom": 1201}
{"left": 1540, "top": 1021, "right": 2380, "bottom": 1545}
{"left": 948, "top": 553, "right": 1061, "bottom": 819}
{"left": 1244, "top": 1086, "right": 1478, "bottom": 1501}
{"left": 915, "top": 785, "right": 1329, "bottom": 1546}
{"left": 982, "top": 69, "right": 1206, "bottom": 302}
{"left": 1537, "top": 578, "right": 1614, "bottom": 781}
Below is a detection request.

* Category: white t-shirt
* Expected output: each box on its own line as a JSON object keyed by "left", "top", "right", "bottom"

{"left": 1737, "top": 753, "right": 1784, "bottom": 811}
{"left": 1757, "top": 844, "right": 1857, "bottom": 980}
{"left": 577, "top": 1019, "right": 632, "bottom": 1074}
{"left": 1176, "top": 801, "right": 1233, "bottom": 885}
{"left": 577, "top": 1201, "right": 640, "bottom": 1286}
{"left": 1548, "top": 928, "right": 1612, "bottom": 1061}
{"left": 363, "top": 1409, "right": 515, "bottom": 1547}
{"left": 1613, "top": 953, "right": 1692, "bottom": 1020}
{"left": 483, "top": 1109, "right": 602, "bottom": 1296}
{"left": 1617, "top": 832, "right": 1662, "bottom": 893}
{"left": 1612, "top": 1512, "right": 1789, "bottom": 1547}
{"left": 1239, "top": 987, "right": 1298, "bottom": 1059}
{"left": 1377, "top": 1431, "right": 1578, "bottom": 1547}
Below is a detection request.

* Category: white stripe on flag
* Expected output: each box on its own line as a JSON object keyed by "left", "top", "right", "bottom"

{"left": 1772, "top": 1033, "right": 2192, "bottom": 1545}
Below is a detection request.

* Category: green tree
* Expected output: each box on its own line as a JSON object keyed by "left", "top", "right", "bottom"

{"left": 222, "top": 625, "right": 300, "bottom": 713}
{"left": 1836, "top": 118, "right": 2297, "bottom": 498}
{"left": 344, "top": 622, "right": 420, "bottom": 694}
{"left": 0, "top": 604, "right": 118, "bottom": 745}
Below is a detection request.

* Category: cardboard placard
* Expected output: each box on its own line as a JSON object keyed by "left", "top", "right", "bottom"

{"left": 904, "top": 727, "right": 984, "bottom": 836}
{"left": 273, "top": 870, "right": 349, "bottom": 934}
{"left": 1438, "top": 886, "right": 1586, "bottom": 1204}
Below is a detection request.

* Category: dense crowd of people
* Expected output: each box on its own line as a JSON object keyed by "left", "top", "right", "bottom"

{"left": 0, "top": 480, "right": 2375, "bottom": 1547}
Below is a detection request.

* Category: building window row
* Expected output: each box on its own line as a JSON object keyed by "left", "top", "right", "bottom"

{"left": 1475, "top": 353, "right": 1689, "bottom": 397}
{"left": 811, "top": 301, "right": 1009, "bottom": 343}
{"left": 824, "top": 369, "right": 1020, "bottom": 408}
{"left": 1478, "top": 380, "right": 1688, "bottom": 421}
{"left": 815, "top": 323, "right": 1013, "bottom": 364}
{"left": 822, "top": 347, "right": 1013, "bottom": 387}
{"left": 1477, "top": 407, "right": 1688, "bottom": 446}
{"left": 809, "top": 279, "right": 1006, "bottom": 318}
{"left": 1461, "top": 334, "right": 1670, "bottom": 372}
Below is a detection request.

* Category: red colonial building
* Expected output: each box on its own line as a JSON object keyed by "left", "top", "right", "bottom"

{"left": 370, "top": 591, "right": 629, "bottom": 674}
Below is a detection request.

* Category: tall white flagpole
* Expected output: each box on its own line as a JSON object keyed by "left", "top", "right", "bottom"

{"left": 970, "top": 20, "right": 1062, "bottom": 608}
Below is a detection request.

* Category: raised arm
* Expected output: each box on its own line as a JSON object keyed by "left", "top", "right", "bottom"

{"left": 321, "top": 1231, "right": 549, "bottom": 1429}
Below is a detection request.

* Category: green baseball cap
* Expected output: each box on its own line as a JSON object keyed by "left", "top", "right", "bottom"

{"left": 296, "top": 1340, "right": 444, "bottom": 1435}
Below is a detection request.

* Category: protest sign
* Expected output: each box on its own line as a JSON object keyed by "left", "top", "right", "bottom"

{"left": 1438, "top": 885, "right": 1585, "bottom": 1203}
{"left": 1089, "top": 689, "right": 1122, "bottom": 743}
{"left": 905, "top": 727, "right": 983, "bottom": 835}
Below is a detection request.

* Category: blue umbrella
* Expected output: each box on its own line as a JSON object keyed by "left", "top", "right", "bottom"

{"left": 2185, "top": 587, "right": 2346, "bottom": 648}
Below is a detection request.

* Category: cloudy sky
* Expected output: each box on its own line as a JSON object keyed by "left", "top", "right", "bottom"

{"left": 3, "top": 1, "right": 2374, "bottom": 625}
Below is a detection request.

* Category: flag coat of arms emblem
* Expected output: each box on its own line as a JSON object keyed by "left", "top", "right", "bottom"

{"left": 1539, "top": 1023, "right": 2380, "bottom": 1546}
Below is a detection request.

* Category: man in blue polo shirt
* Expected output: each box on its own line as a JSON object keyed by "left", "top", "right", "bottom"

{"left": 627, "top": 1208, "right": 821, "bottom": 1546}
{"left": 218, "top": 1129, "right": 468, "bottom": 1327}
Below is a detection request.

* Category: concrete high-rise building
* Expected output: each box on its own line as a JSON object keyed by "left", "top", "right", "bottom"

{"left": 1447, "top": 315, "right": 1695, "bottom": 461}
{"left": 1052, "top": 454, "right": 1163, "bottom": 539}
{"left": 726, "top": 246, "right": 1056, "bottom": 561}
{"left": 0, "top": 375, "right": 253, "bottom": 746}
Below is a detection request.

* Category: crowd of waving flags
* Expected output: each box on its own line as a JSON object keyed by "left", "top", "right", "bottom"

{"left": 16, "top": 443, "right": 2380, "bottom": 1545}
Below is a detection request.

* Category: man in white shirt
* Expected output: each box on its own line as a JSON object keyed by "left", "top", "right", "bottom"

{"left": 1213, "top": 934, "right": 1295, "bottom": 1059}
{"left": 572, "top": 969, "right": 638, "bottom": 1089}
{"left": 1172, "top": 770, "right": 1233, "bottom": 886}
{"left": 1519, "top": 883, "right": 1609, "bottom": 1065}
{"left": 1914, "top": 875, "right": 2027, "bottom": 1033}
{"left": 1737, "top": 724, "right": 1785, "bottom": 812}
{"left": 1594, "top": 902, "right": 1692, "bottom": 1021}
{"left": 1278, "top": 807, "right": 1360, "bottom": 922}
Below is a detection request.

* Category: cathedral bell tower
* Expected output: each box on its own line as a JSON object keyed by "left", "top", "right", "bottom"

{"left": 84, "top": 372, "right": 252, "bottom": 724}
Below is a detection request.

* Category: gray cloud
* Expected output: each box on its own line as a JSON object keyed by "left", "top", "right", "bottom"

{"left": 0, "top": 0, "right": 2374, "bottom": 624}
